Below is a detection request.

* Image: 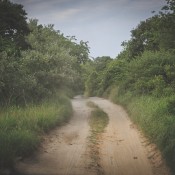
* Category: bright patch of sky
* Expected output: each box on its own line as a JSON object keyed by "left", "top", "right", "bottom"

{"left": 12, "top": 0, "right": 166, "bottom": 58}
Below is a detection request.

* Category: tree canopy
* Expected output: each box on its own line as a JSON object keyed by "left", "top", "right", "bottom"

{"left": 118, "top": 0, "right": 175, "bottom": 60}
{"left": 0, "top": 0, "right": 30, "bottom": 51}
{"left": 0, "top": 1, "right": 90, "bottom": 105}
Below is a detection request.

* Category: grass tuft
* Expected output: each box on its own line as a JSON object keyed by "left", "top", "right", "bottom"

{"left": 87, "top": 101, "right": 98, "bottom": 108}
{"left": 88, "top": 102, "right": 109, "bottom": 174}
{"left": 90, "top": 108, "right": 109, "bottom": 134}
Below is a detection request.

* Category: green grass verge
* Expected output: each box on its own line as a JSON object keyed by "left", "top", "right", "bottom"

{"left": 90, "top": 108, "right": 109, "bottom": 136}
{"left": 108, "top": 86, "right": 175, "bottom": 174}
{"left": 88, "top": 102, "right": 109, "bottom": 174}
{"left": 0, "top": 95, "right": 72, "bottom": 168}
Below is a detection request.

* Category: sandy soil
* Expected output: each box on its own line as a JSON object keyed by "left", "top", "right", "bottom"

{"left": 16, "top": 96, "right": 96, "bottom": 175}
{"left": 90, "top": 97, "right": 170, "bottom": 175}
{"left": 15, "top": 96, "right": 171, "bottom": 175}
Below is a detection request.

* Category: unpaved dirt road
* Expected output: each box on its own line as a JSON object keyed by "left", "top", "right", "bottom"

{"left": 15, "top": 96, "right": 170, "bottom": 175}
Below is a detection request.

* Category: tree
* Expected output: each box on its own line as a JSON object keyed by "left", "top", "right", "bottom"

{"left": 63, "top": 35, "right": 90, "bottom": 65}
{"left": 0, "top": 0, "right": 30, "bottom": 51}
{"left": 159, "top": 0, "right": 175, "bottom": 50}
{"left": 118, "top": 0, "right": 175, "bottom": 60}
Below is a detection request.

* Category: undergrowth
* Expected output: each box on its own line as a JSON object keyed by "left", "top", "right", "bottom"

{"left": 0, "top": 95, "right": 72, "bottom": 169}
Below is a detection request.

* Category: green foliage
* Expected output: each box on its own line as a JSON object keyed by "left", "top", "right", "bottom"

{"left": 118, "top": 0, "right": 175, "bottom": 60}
{"left": 0, "top": 0, "right": 90, "bottom": 171}
{"left": 1, "top": 0, "right": 175, "bottom": 172}
{"left": 89, "top": 104, "right": 109, "bottom": 140}
{"left": 84, "top": 56, "right": 113, "bottom": 97}
{"left": 85, "top": 51, "right": 175, "bottom": 98}
{"left": 0, "top": 130, "right": 38, "bottom": 167}
{"left": 167, "top": 97, "right": 175, "bottom": 114}
{"left": 87, "top": 51, "right": 174, "bottom": 98}
{"left": 90, "top": 108, "right": 109, "bottom": 134}
{"left": 0, "top": 0, "right": 30, "bottom": 51}
{"left": 119, "top": 51, "right": 175, "bottom": 96}
{"left": 69, "top": 39, "right": 90, "bottom": 64}
{"left": 87, "top": 101, "right": 98, "bottom": 108}
{"left": 85, "top": 71, "right": 99, "bottom": 96}
{"left": 26, "top": 19, "right": 89, "bottom": 94}
{"left": 88, "top": 104, "right": 108, "bottom": 173}
{"left": 102, "top": 60, "right": 127, "bottom": 91}
{"left": 0, "top": 95, "right": 72, "bottom": 168}
{"left": 86, "top": 49, "right": 175, "bottom": 174}
{"left": 0, "top": 18, "right": 90, "bottom": 105}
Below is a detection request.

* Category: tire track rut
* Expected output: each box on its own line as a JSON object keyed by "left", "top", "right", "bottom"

{"left": 15, "top": 96, "right": 171, "bottom": 175}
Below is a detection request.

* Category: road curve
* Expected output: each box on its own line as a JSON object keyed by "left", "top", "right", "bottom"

{"left": 90, "top": 97, "right": 153, "bottom": 175}
{"left": 15, "top": 96, "right": 170, "bottom": 175}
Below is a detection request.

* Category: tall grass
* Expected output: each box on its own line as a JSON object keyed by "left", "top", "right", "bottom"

{"left": 108, "top": 86, "right": 175, "bottom": 174}
{"left": 0, "top": 95, "right": 72, "bottom": 168}
{"left": 125, "top": 96, "right": 175, "bottom": 170}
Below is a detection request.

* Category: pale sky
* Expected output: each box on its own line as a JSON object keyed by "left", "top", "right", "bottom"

{"left": 12, "top": 0, "right": 166, "bottom": 58}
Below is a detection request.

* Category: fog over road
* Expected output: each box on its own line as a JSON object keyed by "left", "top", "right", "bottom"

{"left": 16, "top": 96, "right": 170, "bottom": 175}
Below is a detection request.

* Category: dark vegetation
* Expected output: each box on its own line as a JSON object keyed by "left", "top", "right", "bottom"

{"left": 84, "top": 0, "right": 175, "bottom": 174}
